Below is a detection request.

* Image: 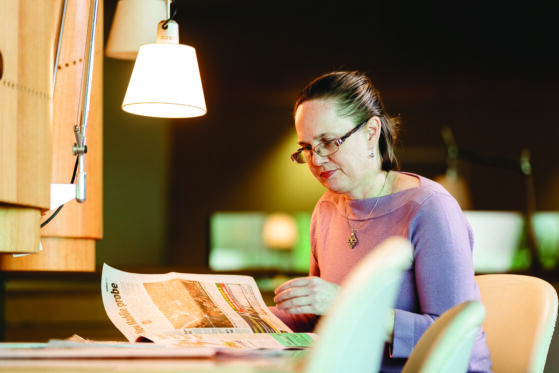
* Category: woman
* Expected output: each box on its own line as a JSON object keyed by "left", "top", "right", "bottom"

{"left": 272, "top": 71, "right": 492, "bottom": 372}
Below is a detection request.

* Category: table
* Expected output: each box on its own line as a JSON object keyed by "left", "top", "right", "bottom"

{"left": 0, "top": 343, "right": 306, "bottom": 372}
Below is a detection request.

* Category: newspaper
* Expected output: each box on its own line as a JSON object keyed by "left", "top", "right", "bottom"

{"left": 101, "top": 264, "right": 316, "bottom": 351}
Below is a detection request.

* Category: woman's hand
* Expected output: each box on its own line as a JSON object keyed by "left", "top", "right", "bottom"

{"left": 273, "top": 276, "right": 340, "bottom": 315}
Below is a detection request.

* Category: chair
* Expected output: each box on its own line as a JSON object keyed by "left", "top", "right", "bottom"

{"left": 304, "top": 236, "right": 414, "bottom": 373}
{"left": 402, "top": 300, "right": 486, "bottom": 373}
{"left": 475, "top": 274, "right": 558, "bottom": 373}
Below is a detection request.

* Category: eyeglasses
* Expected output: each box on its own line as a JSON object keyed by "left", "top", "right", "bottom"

{"left": 290, "top": 120, "right": 368, "bottom": 164}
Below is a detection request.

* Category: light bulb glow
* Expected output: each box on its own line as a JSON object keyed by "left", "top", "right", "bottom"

{"left": 262, "top": 213, "right": 298, "bottom": 250}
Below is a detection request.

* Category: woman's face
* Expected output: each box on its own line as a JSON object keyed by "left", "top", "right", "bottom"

{"left": 294, "top": 99, "right": 381, "bottom": 199}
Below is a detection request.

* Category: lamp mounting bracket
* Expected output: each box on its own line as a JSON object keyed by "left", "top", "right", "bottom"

{"left": 162, "top": 0, "right": 176, "bottom": 30}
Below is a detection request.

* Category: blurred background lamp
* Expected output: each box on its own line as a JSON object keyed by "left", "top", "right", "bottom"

{"left": 121, "top": 0, "right": 207, "bottom": 118}
{"left": 262, "top": 213, "right": 299, "bottom": 250}
{"left": 105, "top": 0, "right": 167, "bottom": 60}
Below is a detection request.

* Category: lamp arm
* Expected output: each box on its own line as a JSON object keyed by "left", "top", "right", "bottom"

{"left": 73, "top": 0, "right": 99, "bottom": 203}
{"left": 454, "top": 148, "right": 524, "bottom": 173}
{"left": 53, "top": 0, "right": 68, "bottom": 88}
{"left": 79, "top": 0, "right": 98, "bottom": 146}
{"left": 440, "top": 126, "right": 528, "bottom": 174}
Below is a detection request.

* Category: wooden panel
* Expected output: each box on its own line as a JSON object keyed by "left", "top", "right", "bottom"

{"left": 0, "top": 0, "right": 60, "bottom": 208}
{"left": 1, "top": 0, "right": 103, "bottom": 267}
{"left": 40, "top": 0, "right": 103, "bottom": 239}
{"left": 0, "top": 0, "right": 61, "bottom": 254}
{"left": 0, "top": 237, "right": 95, "bottom": 271}
{"left": 0, "top": 206, "right": 41, "bottom": 253}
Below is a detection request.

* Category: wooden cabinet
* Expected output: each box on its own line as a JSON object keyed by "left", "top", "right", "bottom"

{"left": 0, "top": 0, "right": 103, "bottom": 271}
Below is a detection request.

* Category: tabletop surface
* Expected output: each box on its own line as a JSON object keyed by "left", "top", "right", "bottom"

{"left": 0, "top": 343, "right": 306, "bottom": 373}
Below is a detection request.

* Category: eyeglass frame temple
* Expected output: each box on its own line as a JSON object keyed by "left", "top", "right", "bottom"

{"left": 290, "top": 119, "right": 369, "bottom": 163}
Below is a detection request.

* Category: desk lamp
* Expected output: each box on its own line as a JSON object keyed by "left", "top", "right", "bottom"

{"left": 121, "top": 0, "right": 206, "bottom": 118}
{"left": 106, "top": 0, "right": 167, "bottom": 60}
{"left": 439, "top": 125, "right": 540, "bottom": 270}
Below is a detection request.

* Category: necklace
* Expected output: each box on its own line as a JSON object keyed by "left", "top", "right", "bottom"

{"left": 345, "top": 171, "right": 389, "bottom": 249}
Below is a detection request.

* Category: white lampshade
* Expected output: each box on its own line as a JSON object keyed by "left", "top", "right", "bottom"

{"left": 105, "top": 0, "right": 167, "bottom": 59}
{"left": 122, "top": 20, "right": 207, "bottom": 118}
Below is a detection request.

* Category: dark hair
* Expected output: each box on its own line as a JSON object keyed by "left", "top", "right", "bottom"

{"left": 294, "top": 71, "right": 400, "bottom": 171}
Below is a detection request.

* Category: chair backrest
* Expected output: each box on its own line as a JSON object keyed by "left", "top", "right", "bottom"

{"left": 304, "top": 236, "right": 413, "bottom": 373}
{"left": 402, "top": 300, "right": 486, "bottom": 373}
{"left": 475, "top": 274, "right": 558, "bottom": 373}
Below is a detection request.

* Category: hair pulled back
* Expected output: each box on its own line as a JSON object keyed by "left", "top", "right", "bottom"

{"left": 294, "top": 71, "right": 400, "bottom": 171}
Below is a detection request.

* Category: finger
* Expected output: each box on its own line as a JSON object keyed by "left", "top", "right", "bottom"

{"left": 274, "top": 278, "right": 308, "bottom": 294}
{"left": 274, "top": 277, "right": 313, "bottom": 294}
{"left": 283, "top": 305, "right": 316, "bottom": 315}
{"left": 276, "top": 294, "right": 313, "bottom": 311}
{"left": 274, "top": 286, "right": 310, "bottom": 303}
{"left": 276, "top": 295, "right": 316, "bottom": 314}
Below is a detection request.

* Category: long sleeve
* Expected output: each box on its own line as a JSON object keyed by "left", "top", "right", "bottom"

{"left": 387, "top": 190, "right": 492, "bottom": 373}
{"left": 391, "top": 192, "right": 477, "bottom": 357}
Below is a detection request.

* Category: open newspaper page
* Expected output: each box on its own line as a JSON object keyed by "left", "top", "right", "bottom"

{"left": 101, "top": 264, "right": 316, "bottom": 350}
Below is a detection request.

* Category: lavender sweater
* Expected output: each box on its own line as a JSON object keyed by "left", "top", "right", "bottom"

{"left": 272, "top": 173, "right": 493, "bottom": 372}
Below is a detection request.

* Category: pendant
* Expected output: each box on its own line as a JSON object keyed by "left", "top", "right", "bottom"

{"left": 347, "top": 231, "right": 358, "bottom": 249}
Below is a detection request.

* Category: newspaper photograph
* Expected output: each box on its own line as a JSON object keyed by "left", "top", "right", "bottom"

{"left": 101, "top": 264, "right": 315, "bottom": 350}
